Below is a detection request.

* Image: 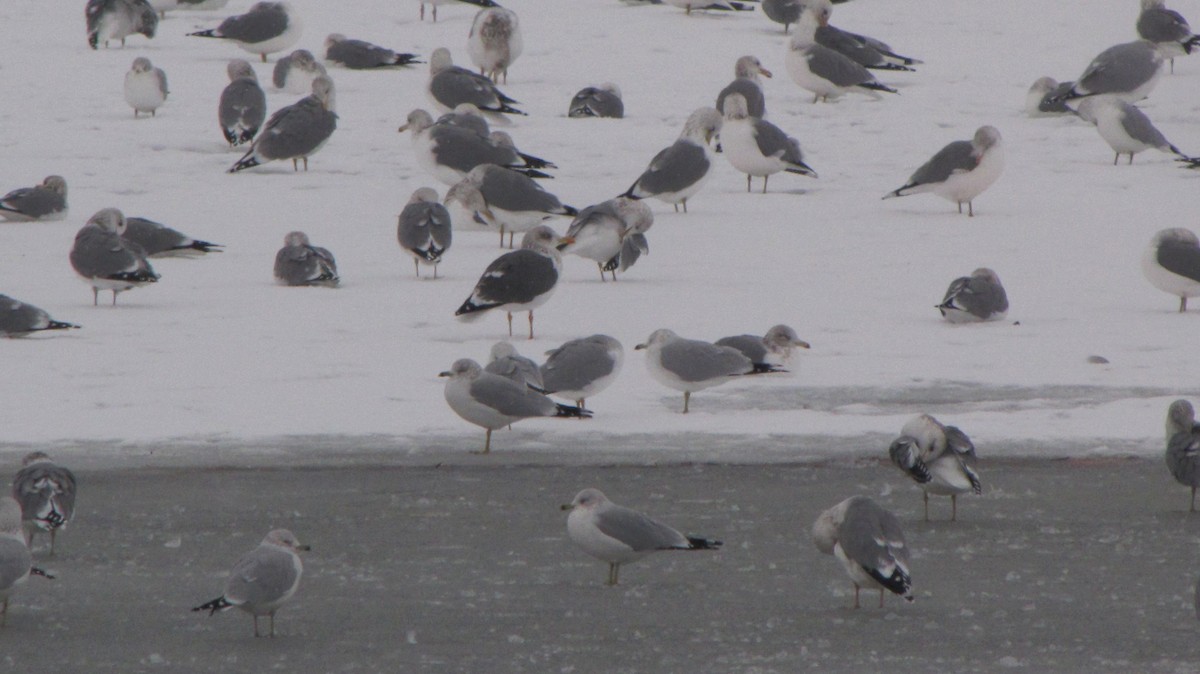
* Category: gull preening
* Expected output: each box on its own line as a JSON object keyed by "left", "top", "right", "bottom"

{"left": 936, "top": 268, "right": 1009, "bottom": 323}
{"left": 558, "top": 197, "right": 653, "bottom": 281}
{"left": 568, "top": 83, "right": 624, "bottom": 119}
{"left": 715, "top": 324, "right": 810, "bottom": 368}
{"left": 188, "top": 1, "right": 303, "bottom": 63}
{"left": 454, "top": 225, "right": 564, "bottom": 339}
{"left": 719, "top": 93, "right": 817, "bottom": 193}
{"left": 192, "top": 529, "right": 309, "bottom": 638}
{"left": 397, "top": 187, "right": 452, "bottom": 278}
{"left": 273, "top": 231, "right": 338, "bottom": 287}
{"left": 124, "top": 57, "right": 168, "bottom": 118}
{"left": 272, "top": 49, "right": 327, "bottom": 94}
{"left": 889, "top": 414, "right": 982, "bottom": 521}
{"left": 123, "top": 217, "right": 224, "bottom": 258}
{"left": 1137, "top": 0, "right": 1200, "bottom": 72}
{"left": 445, "top": 165, "right": 574, "bottom": 249}
{"left": 715, "top": 55, "right": 772, "bottom": 119}
{"left": 324, "top": 34, "right": 421, "bottom": 69}
{"left": 0, "top": 497, "right": 54, "bottom": 627}
{"left": 1165, "top": 399, "right": 1200, "bottom": 511}
{"left": 1142, "top": 228, "right": 1200, "bottom": 312}
{"left": 540, "top": 334, "right": 625, "bottom": 408}
{"left": 427, "top": 48, "right": 526, "bottom": 118}
{"left": 883, "top": 126, "right": 1004, "bottom": 217}
{"left": 635, "top": 328, "right": 786, "bottom": 413}
{"left": 1073, "top": 96, "right": 1189, "bottom": 165}
{"left": 219, "top": 60, "right": 267, "bottom": 147}
{"left": 1048, "top": 40, "right": 1165, "bottom": 104}
{"left": 439, "top": 358, "right": 590, "bottom": 453}
{"left": 86, "top": 0, "right": 157, "bottom": 50}
{"left": 468, "top": 5, "right": 523, "bottom": 83}
{"left": 0, "top": 296, "right": 80, "bottom": 338}
{"left": 0, "top": 176, "right": 67, "bottom": 222}
{"left": 562, "top": 488, "right": 721, "bottom": 586}
{"left": 623, "top": 107, "right": 722, "bottom": 213}
{"left": 230, "top": 76, "right": 337, "bottom": 173}
{"left": 398, "top": 109, "right": 553, "bottom": 187}
{"left": 69, "top": 208, "right": 160, "bottom": 306}
{"left": 12, "top": 452, "right": 77, "bottom": 555}
{"left": 812, "top": 496, "right": 913, "bottom": 608}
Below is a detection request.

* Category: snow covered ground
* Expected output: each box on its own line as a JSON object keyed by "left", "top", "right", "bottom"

{"left": 1, "top": 0, "right": 1198, "bottom": 462}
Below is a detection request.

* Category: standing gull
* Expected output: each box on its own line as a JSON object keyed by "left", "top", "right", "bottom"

{"left": 192, "top": 529, "right": 309, "bottom": 638}
{"left": 86, "top": 0, "right": 157, "bottom": 50}
{"left": 439, "top": 358, "right": 589, "bottom": 454}
{"left": 272, "top": 49, "right": 326, "bottom": 94}
{"left": 1142, "top": 228, "right": 1200, "bottom": 312}
{"left": 484, "top": 341, "right": 544, "bottom": 390}
{"left": 468, "top": 6, "right": 522, "bottom": 83}
{"left": 716, "top": 324, "right": 810, "bottom": 368}
{"left": 1165, "top": 400, "right": 1200, "bottom": 511}
{"left": 1025, "top": 77, "right": 1074, "bottom": 116}
{"left": 558, "top": 197, "right": 653, "bottom": 281}
{"left": 324, "top": 34, "right": 421, "bottom": 69}
{"left": 715, "top": 55, "right": 772, "bottom": 119}
{"left": 719, "top": 93, "right": 817, "bottom": 193}
{"left": 1074, "top": 96, "right": 1189, "bottom": 165}
{"left": 426, "top": 48, "right": 526, "bottom": 118}
{"left": 123, "top": 217, "right": 224, "bottom": 257}
{"left": 883, "top": 126, "right": 1004, "bottom": 217}
{"left": 273, "top": 231, "right": 338, "bottom": 287}
{"left": 0, "top": 296, "right": 79, "bottom": 338}
{"left": 936, "top": 268, "right": 1009, "bottom": 323}
{"left": 124, "top": 57, "right": 168, "bottom": 118}
{"left": 807, "top": 0, "right": 919, "bottom": 72}
{"left": 12, "top": 453, "right": 76, "bottom": 555}
{"left": 889, "top": 414, "right": 982, "bottom": 521}
{"left": 398, "top": 109, "right": 552, "bottom": 187}
{"left": 397, "top": 187, "right": 452, "bottom": 278}
{"left": 1048, "top": 40, "right": 1164, "bottom": 104}
{"left": 812, "top": 496, "right": 913, "bottom": 608}
{"left": 785, "top": 4, "right": 897, "bottom": 103}
{"left": 540, "top": 335, "right": 624, "bottom": 409}
{"left": 454, "top": 226, "right": 563, "bottom": 339}
{"left": 445, "top": 165, "right": 575, "bottom": 249}
{"left": 230, "top": 75, "right": 337, "bottom": 173}
{"left": 568, "top": 84, "right": 624, "bottom": 119}
{"left": 623, "top": 107, "right": 722, "bottom": 213}
{"left": 1137, "top": 0, "right": 1200, "bottom": 72}
{"left": 69, "top": 208, "right": 160, "bottom": 306}
{"left": 0, "top": 176, "right": 68, "bottom": 222}
{"left": 0, "top": 498, "right": 54, "bottom": 628}
{"left": 635, "top": 328, "right": 785, "bottom": 413}
{"left": 219, "top": 59, "right": 267, "bottom": 147}
{"left": 562, "top": 488, "right": 721, "bottom": 586}
{"left": 188, "top": 2, "right": 303, "bottom": 63}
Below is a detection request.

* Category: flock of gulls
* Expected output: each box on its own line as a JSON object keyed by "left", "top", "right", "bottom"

{"left": 2, "top": 0, "right": 1200, "bottom": 637}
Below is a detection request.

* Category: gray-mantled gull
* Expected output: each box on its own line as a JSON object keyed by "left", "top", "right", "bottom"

{"left": 445, "top": 165, "right": 575, "bottom": 248}
{"left": 454, "top": 225, "right": 563, "bottom": 338}
{"left": 324, "top": 34, "right": 421, "bottom": 69}
{"left": 1074, "top": 96, "right": 1189, "bottom": 165}
{"left": 398, "top": 187, "right": 452, "bottom": 278}
{"left": 272, "top": 49, "right": 327, "bottom": 94}
{"left": 484, "top": 341, "right": 544, "bottom": 390}
{"left": 622, "top": 107, "right": 722, "bottom": 213}
{"left": 420, "top": 0, "right": 499, "bottom": 22}
{"left": 785, "top": 3, "right": 897, "bottom": 102}
{"left": 762, "top": 0, "right": 801, "bottom": 33}
{"left": 936, "top": 268, "right": 1009, "bottom": 323}
{"left": 889, "top": 414, "right": 982, "bottom": 521}
{"left": 427, "top": 48, "right": 526, "bottom": 118}
{"left": 635, "top": 328, "right": 785, "bottom": 413}
{"left": 665, "top": 0, "right": 756, "bottom": 15}
{"left": 1048, "top": 40, "right": 1164, "bottom": 104}
{"left": 0, "top": 498, "right": 54, "bottom": 627}
{"left": 1142, "top": 228, "right": 1200, "bottom": 312}
{"left": 192, "top": 529, "right": 309, "bottom": 638}
{"left": 715, "top": 324, "right": 810, "bottom": 367}
{"left": 69, "top": 208, "right": 160, "bottom": 306}
{"left": 86, "top": 0, "right": 157, "bottom": 50}
{"left": 561, "top": 488, "right": 721, "bottom": 586}
{"left": 1165, "top": 399, "right": 1200, "bottom": 510}
{"left": 230, "top": 75, "right": 337, "bottom": 173}
{"left": 0, "top": 176, "right": 68, "bottom": 222}
{"left": 398, "top": 110, "right": 551, "bottom": 186}
{"left": 1138, "top": 0, "right": 1200, "bottom": 72}
{"left": 883, "top": 125, "right": 1004, "bottom": 217}
{"left": 489, "top": 132, "right": 556, "bottom": 175}
{"left": 188, "top": 2, "right": 303, "bottom": 63}
{"left": 437, "top": 103, "right": 492, "bottom": 136}
{"left": 715, "top": 55, "right": 771, "bottom": 119}
{"left": 540, "top": 335, "right": 624, "bottom": 408}
{"left": 1025, "top": 76, "right": 1074, "bottom": 116}
{"left": 558, "top": 197, "right": 653, "bottom": 281}
{"left": 123, "top": 217, "right": 224, "bottom": 258}
{"left": 12, "top": 452, "right": 77, "bottom": 555}
{"left": 0, "top": 297, "right": 79, "bottom": 338}
{"left": 273, "top": 231, "right": 338, "bottom": 287}
{"left": 439, "top": 358, "right": 590, "bottom": 453}
{"left": 220, "top": 59, "right": 266, "bottom": 146}
{"left": 805, "top": 0, "right": 919, "bottom": 72}
{"left": 812, "top": 496, "right": 913, "bottom": 608}
{"left": 468, "top": 6, "right": 522, "bottom": 83}
{"left": 720, "top": 93, "right": 817, "bottom": 193}
{"left": 568, "top": 83, "right": 625, "bottom": 119}
{"left": 123, "top": 57, "right": 168, "bottom": 118}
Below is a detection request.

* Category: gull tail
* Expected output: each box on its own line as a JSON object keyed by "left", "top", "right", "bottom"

{"left": 229, "top": 152, "right": 261, "bottom": 173}
{"left": 865, "top": 62, "right": 916, "bottom": 73}
{"left": 512, "top": 167, "right": 553, "bottom": 180}
{"left": 111, "top": 269, "right": 160, "bottom": 284}
{"left": 488, "top": 103, "right": 527, "bottom": 116}
{"left": 866, "top": 566, "right": 913, "bottom": 600}
{"left": 518, "top": 152, "right": 556, "bottom": 170}
{"left": 882, "top": 183, "right": 915, "bottom": 200}
{"left": 455, "top": 298, "right": 498, "bottom": 318}
{"left": 390, "top": 53, "right": 423, "bottom": 66}
{"left": 747, "top": 363, "right": 787, "bottom": 375}
{"left": 187, "top": 29, "right": 225, "bottom": 39}
{"left": 859, "top": 82, "right": 898, "bottom": 95}
{"left": 42, "top": 320, "right": 80, "bottom": 332}
{"left": 558, "top": 204, "right": 579, "bottom": 217}
{"left": 1185, "top": 35, "right": 1200, "bottom": 54}
{"left": 1177, "top": 156, "right": 1200, "bottom": 169}
{"left": 684, "top": 536, "right": 723, "bottom": 550}
{"left": 192, "top": 596, "right": 233, "bottom": 615}
{"left": 786, "top": 161, "right": 818, "bottom": 178}
{"left": 29, "top": 567, "right": 55, "bottom": 580}
{"left": 553, "top": 403, "right": 592, "bottom": 419}
{"left": 411, "top": 245, "right": 444, "bottom": 263}
{"left": 185, "top": 239, "right": 224, "bottom": 254}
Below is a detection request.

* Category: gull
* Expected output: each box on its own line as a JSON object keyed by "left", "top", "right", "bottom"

{"left": 1137, "top": 0, "right": 1200, "bottom": 72}
{"left": 622, "top": 107, "right": 723, "bottom": 213}
{"left": 150, "top": 0, "right": 230, "bottom": 15}
{"left": 230, "top": 75, "right": 337, "bottom": 173}
{"left": 86, "top": 0, "right": 157, "bottom": 50}
{"left": 468, "top": 6, "right": 522, "bottom": 83}
{"left": 124, "top": 57, "right": 168, "bottom": 118}
{"left": 635, "top": 328, "right": 785, "bottom": 413}
{"left": 0, "top": 498, "right": 55, "bottom": 627}
{"left": 188, "top": 1, "right": 303, "bottom": 63}
{"left": 665, "top": 0, "right": 755, "bottom": 15}
{"left": 1074, "top": 96, "right": 1189, "bottom": 165}
{"left": 1165, "top": 400, "right": 1200, "bottom": 511}
{"left": 719, "top": 93, "right": 817, "bottom": 193}
{"left": 397, "top": 187, "right": 452, "bottom": 278}
{"left": 540, "top": 335, "right": 624, "bottom": 409}
{"left": 69, "top": 208, "right": 160, "bottom": 306}
{"left": 715, "top": 55, "right": 772, "bottom": 119}
{"left": 439, "top": 358, "right": 590, "bottom": 453}
{"left": 936, "top": 268, "right": 1009, "bottom": 323}
{"left": 785, "top": 4, "right": 897, "bottom": 103}
{"left": 398, "top": 109, "right": 552, "bottom": 187}
{"left": 889, "top": 414, "right": 982, "bottom": 521}
{"left": 1142, "top": 228, "right": 1200, "bottom": 312}
{"left": 445, "top": 165, "right": 575, "bottom": 249}
{"left": 123, "top": 216, "right": 223, "bottom": 258}
{"left": 12, "top": 452, "right": 77, "bottom": 555}
{"left": 715, "top": 324, "right": 810, "bottom": 368}
{"left": 558, "top": 196, "right": 653, "bottom": 281}
{"left": 1047, "top": 40, "right": 1164, "bottom": 104}
{"left": 324, "top": 34, "right": 421, "bottom": 69}
{"left": 484, "top": 341, "right": 544, "bottom": 390}
{"left": 419, "top": 0, "right": 498, "bottom": 22}
{"left": 427, "top": 48, "right": 526, "bottom": 118}
{"left": 568, "top": 83, "right": 624, "bottom": 118}
{"left": 882, "top": 126, "right": 1004, "bottom": 217}
{"left": 0, "top": 176, "right": 68, "bottom": 222}
{"left": 562, "top": 488, "right": 721, "bottom": 586}
{"left": 272, "top": 50, "right": 326, "bottom": 95}
{"left": 1025, "top": 76, "right": 1074, "bottom": 116}
{"left": 0, "top": 296, "right": 80, "bottom": 338}
{"left": 437, "top": 103, "right": 492, "bottom": 136}
{"left": 273, "top": 231, "right": 338, "bottom": 287}
{"left": 762, "top": 0, "right": 801, "bottom": 34}
{"left": 812, "top": 496, "right": 913, "bottom": 608}
{"left": 454, "top": 225, "right": 563, "bottom": 339}
{"left": 192, "top": 529, "right": 310, "bottom": 638}
{"left": 219, "top": 59, "right": 267, "bottom": 146}
{"left": 806, "top": 0, "right": 919, "bottom": 72}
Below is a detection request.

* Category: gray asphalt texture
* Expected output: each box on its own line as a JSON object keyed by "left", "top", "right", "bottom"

{"left": 2, "top": 456, "right": 1198, "bottom": 673}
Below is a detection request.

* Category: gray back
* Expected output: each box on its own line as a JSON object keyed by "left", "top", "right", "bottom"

{"left": 1078, "top": 41, "right": 1161, "bottom": 95}
{"left": 0, "top": 295, "right": 50, "bottom": 335}
{"left": 1117, "top": 101, "right": 1170, "bottom": 148}
{"left": 274, "top": 242, "right": 338, "bottom": 286}
{"left": 257, "top": 96, "right": 337, "bottom": 161}
{"left": 1167, "top": 429, "right": 1200, "bottom": 487}
{"left": 123, "top": 217, "right": 187, "bottom": 256}
{"left": 224, "top": 543, "right": 298, "bottom": 609}
{"left": 430, "top": 67, "right": 502, "bottom": 110}
{"left": 594, "top": 503, "right": 688, "bottom": 551}
{"left": 219, "top": 78, "right": 267, "bottom": 132}
{"left": 70, "top": 225, "right": 154, "bottom": 279}
{"left": 838, "top": 497, "right": 908, "bottom": 569}
{"left": 0, "top": 185, "right": 67, "bottom": 219}
{"left": 1138, "top": 8, "right": 1191, "bottom": 43}
{"left": 568, "top": 87, "right": 624, "bottom": 118}
{"left": 328, "top": 38, "right": 395, "bottom": 69}
{"left": 469, "top": 373, "right": 556, "bottom": 417}
{"left": 218, "top": 2, "right": 288, "bottom": 43}
{"left": 1156, "top": 235, "right": 1200, "bottom": 283}
{"left": 479, "top": 166, "right": 564, "bottom": 213}
{"left": 906, "top": 140, "right": 975, "bottom": 187}
{"left": 430, "top": 126, "right": 518, "bottom": 173}
{"left": 815, "top": 24, "right": 884, "bottom": 68}
{"left": 634, "top": 140, "right": 710, "bottom": 197}
{"left": 806, "top": 43, "right": 873, "bottom": 87}
{"left": 941, "top": 272, "right": 1008, "bottom": 319}
{"left": 659, "top": 338, "right": 752, "bottom": 382}
{"left": 716, "top": 79, "right": 765, "bottom": 118}
{"left": 714, "top": 334, "right": 767, "bottom": 363}
{"left": 541, "top": 336, "right": 619, "bottom": 394}
{"left": 398, "top": 200, "right": 452, "bottom": 252}
{"left": 472, "top": 249, "right": 558, "bottom": 305}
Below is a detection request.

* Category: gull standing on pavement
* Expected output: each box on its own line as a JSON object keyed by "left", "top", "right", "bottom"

{"left": 230, "top": 76, "right": 337, "bottom": 173}
{"left": 69, "top": 208, "right": 160, "bottom": 306}
{"left": 219, "top": 59, "right": 267, "bottom": 146}
{"left": 0, "top": 176, "right": 67, "bottom": 222}
{"left": 1142, "top": 228, "right": 1200, "bottom": 312}
{"left": 889, "top": 414, "right": 982, "bottom": 521}
{"left": 1165, "top": 399, "right": 1200, "bottom": 511}
{"left": 192, "top": 529, "right": 309, "bottom": 637}
{"left": 124, "top": 57, "right": 168, "bottom": 118}
{"left": 623, "top": 108, "right": 722, "bottom": 213}
{"left": 12, "top": 452, "right": 76, "bottom": 555}
{"left": 397, "top": 187, "right": 452, "bottom": 278}
{"left": 719, "top": 93, "right": 817, "bottom": 193}
{"left": 812, "top": 496, "right": 913, "bottom": 608}
{"left": 454, "top": 226, "right": 564, "bottom": 339}
{"left": 635, "top": 328, "right": 785, "bottom": 413}
{"left": 188, "top": 1, "right": 303, "bottom": 63}
{"left": 785, "top": 2, "right": 897, "bottom": 102}
{"left": 883, "top": 126, "right": 1004, "bottom": 217}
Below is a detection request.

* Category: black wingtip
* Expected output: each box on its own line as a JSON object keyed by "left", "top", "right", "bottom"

{"left": 860, "top": 81, "right": 898, "bottom": 95}
{"left": 514, "top": 168, "right": 552, "bottom": 180}
{"left": 865, "top": 63, "right": 916, "bottom": 73}
{"left": 560, "top": 205, "right": 579, "bottom": 217}
{"left": 518, "top": 153, "right": 557, "bottom": 170}
{"left": 866, "top": 566, "right": 912, "bottom": 599}
{"left": 192, "top": 596, "right": 232, "bottom": 615}
{"left": 228, "top": 154, "right": 260, "bottom": 174}
{"left": 554, "top": 403, "right": 592, "bottom": 419}
{"left": 187, "top": 29, "right": 220, "bottom": 38}
{"left": 45, "top": 320, "right": 81, "bottom": 331}
{"left": 686, "top": 536, "right": 723, "bottom": 550}
{"left": 748, "top": 363, "right": 788, "bottom": 375}
{"left": 30, "top": 567, "right": 55, "bottom": 580}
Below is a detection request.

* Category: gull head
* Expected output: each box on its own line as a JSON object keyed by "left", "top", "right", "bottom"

{"left": 1167, "top": 399, "right": 1196, "bottom": 441}
{"left": 734, "top": 55, "right": 772, "bottom": 81}
{"left": 561, "top": 488, "right": 609, "bottom": 512}
{"left": 430, "top": 47, "right": 454, "bottom": 74}
{"left": 283, "top": 230, "right": 312, "bottom": 247}
{"left": 43, "top": 175, "right": 67, "bottom": 197}
{"left": 265, "top": 529, "right": 311, "bottom": 552}
{"left": 399, "top": 109, "right": 435, "bottom": 134}
{"left": 311, "top": 75, "right": 335, "bottom": 111}
{"left": 635, "top": 328, "right": 678, "bottom": 351}
{"left": 324, "top": 33, "right": 346, "bottom": 50}
{"left": 971, "top": 126, "right": 1002, "bottom": 153}
{"left": 409, "top": 187, "right": 440, "bottom": 205}
{"left": 227, "top": 59, "right": 257, "bottom": 82}
{"left": 439, "top": 358, "right": 483, "bottom": 380}
{"left": 681, "top": 107, "right": 723, "bottom": 146}
{"left": 764, "top": 324, "right": 811, "bottom": 353}
{"left": 88, "top": 207, "right": 127, "bottom": 235}
{"left": 520, "top": 225, "right": 564, "bottom": 255}
{"left": 131, "top": 57, "right": 154, "bottom": 74}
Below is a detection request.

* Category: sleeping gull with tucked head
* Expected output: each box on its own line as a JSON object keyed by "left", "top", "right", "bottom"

{"left": 568, "top": 83, "right": 624, "bottom": 118}
{"left": 445, "top": 165, "right": 575, "bottom": 249}
{"left": 192, "top": 529, "right": 310, "bottom": 637}
{"left": 1142, "top": 228, "right": 1200, "bottom": 312}
{"left": 324, "top": 33, "right": 420, "bottom": 69}
{"left": 812, "top": 496, "right": 913, "bottom": 608}
{"left": 484, "top": 341, "right": 544, "bottom": 390}
{"left": 219, "top": 59, "right": 266, "bottom": 146}
{"left": 69, "top": 208, "right": 160, "bottom": 306}
{"left": 0, "top": 296, "right": 79, "bottom": 338}
{"left": 12, "top": 452, "right": 77, "bottom": 555}
{"left": 0, "top": 176, "right": 68, "bottom": 221}
{"left": 883, "top": 126, "right": 1004, "bottom": 217}
{"left": 622, "top": 107, "right": 723, "bottom": 213}
{"left": 427, "top": 48, "right": 526, "bottom": 119}
{"left": 1025, "top": 76, "right": 1074, "bottom": 116}
{"left": 1165, "top": 399, "right": 1200, "bottom": 511}
{"left": 889, "top": 414, "right": 982, "bottom": 521}
{"left": 635, "top": 328, "right": 785, "bottom": 413}
{"left": 936, "top": 268, "right": 1009, "bottom": 323}
{"left": 188, "top": 1, "right": 303, "bottom": 63}
{"left": 274, "top": 231, "right": 338, "bottom": 287}
{"left": 397, "top": 187, "right": 452, "bottom": 278}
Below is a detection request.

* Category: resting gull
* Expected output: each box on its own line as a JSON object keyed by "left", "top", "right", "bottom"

{"left": 273, "top": 231, "right": 338, "bottom": 287}
{"left": 558, "top": 197, "right": 653, "bottom": 281}
{"left": 1047, "top": 40, "right": 1164, "bottom": 104}
{"left": 445, "top": 165, "right": 575, "bottom": 248}
{"left": 12, "top": 452, "right": 77, "bottom": 555}
{"left": 397, "top": 187, "right": 452, "bottom": 278}
{"left": 719, "top": 93, "right": 817, "bottom": 193}
{"left": 0, "top": 498, "right": 54, "bottom": 627}
{"left": 715, "top": 324, "right": 810, "bottom": 367}
{"left": 715, "top": 55, "right": 771, "bottom": 119}
{"left": 484, "top": 341, "right": 544, "bottom": 390}
{"left": 623, "top": 107, "right": 722, "bottom": 213}
{"left": 1137, "top": 0, "right": 1200, "bottom": 72}
{"left": 1165, "top": 400, "right": 1200, "bottom": 511}
{"left": 427, "top": 48, "right": 526, "bottom": 118}
{"left": 192, "top": 529, "right": 309, "bottom": 637}
{"left": 0, "top": 176, "right": 68, "bottom": 222}
{"left": 230, "top": 75, "right": 337, "bottom": 173}
{"left": 665, "top": 0, "right": 755, "bottom": 15}
{"left": 86, "top": 0, "right": 157, "bottom": 50}
{"left": 806, "top": 0, "right": 919, "bottom": 71}
{"left": 124, "top": 57, "right": 168, "bottom": 118}
{"left": 325, "top": 34, "right": 420, "bottom": 69}
{"left": 936, "top": 268, "right": 1009, "bottom": 323}
{"left": 883, "top": 125, "right": 1004, "bottom": 217}
{"left": 188, "top": 1, "right": 303, "bottom": 63}
{"left": 1074, "top": 96, "right": 1189, "bottom": 165}
{"left": 468, "top": 6, "right": 522, "bottom": 83}
{"left": 889, "top": 414, "right": 982, "bottom": 521}
{"left": 568, "top": 83, "right": 625, "bottom": 119}
{"left": 69, "top": 208, "right": 160, "bottom": 306}
{"left": 272, "top": 49, "right": 326, "bottom": 94}
{"left": 635, "top": 328, "right": 785, "bottom": 413}
{"left": 540, "top": 334, "right": 624, "bottom": 408}
{"left": 219, "top": 59, "right": 267, "bottom": 146}
{"left": 812, "top": 496, "right": 913, "bottom": 608}
{"left": 0, "top": 297, "right": 79, "bottom": 339}
{"left": 455, "top": 225, "right": 563, "bottom": 338}
{"left": 785, "top": 3, "right": 897, "bottom": 102}
{"left": 1142, "top": 228, "right": 1200, "bottom": 312}
{"left": 123, "top": 217, "right": 223, "bottom": 258}
{"left": 399, "top": 109, "right": 551, "bottom": 187}
{"left": 1025, "top": 76, "right": 1074, "bottom": 116}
